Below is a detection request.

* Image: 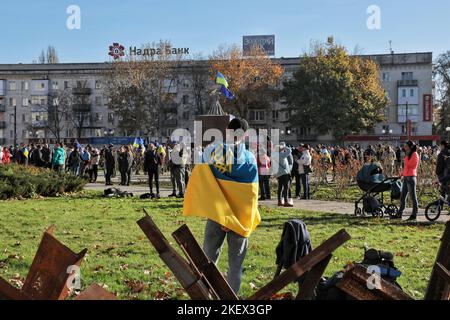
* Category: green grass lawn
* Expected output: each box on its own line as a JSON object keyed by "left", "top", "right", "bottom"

{"left": 0, "top": 191, "right": 444, "bottom": 300}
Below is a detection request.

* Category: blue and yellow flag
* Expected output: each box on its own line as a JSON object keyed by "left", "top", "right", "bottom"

{"left": 183, "top": 143, "right": 260, "bottom": 238}
{"left": 216, "top": 71, "right": 229, "bottom": 88}
{"left": 220, "top": 84, "right": 235, "bottom": 100}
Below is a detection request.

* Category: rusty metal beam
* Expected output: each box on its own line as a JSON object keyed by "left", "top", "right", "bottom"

{"left": 336, "top": 265, "right": 413, "bottom": 300}
{"left": 172, "top": 224, "right": 239, "bottom": 300}
{"left": 137, "top": 210, "right": 215, "bottom": 300}
{"left": 296, "top": 254, "right": 332, "bottom": 300}
{"left": 74, "top": 284, "right": 117, "bottom": 300}
{"left": 425, "top": 221, "right": 450, "bottom": 300}
{"left": 0, "top": 277, "right": 31, "bottom": 300}
{"left": 248, "top": 229, "right": 351, "bottom": 300}
{"left": 21, "top": 226, "right": 87, "bottom": 300}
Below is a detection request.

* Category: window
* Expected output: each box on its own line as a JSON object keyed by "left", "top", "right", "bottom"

{"left": 9, "top": 97, "right": 16, "bottom": 107}
{"left": 410, "top": 89, "right": 414, "bottom": 97}
{"left": 249, "top": 110, "right": 265, "bottom": 122}
{"left": 398, "top": 105, "right": 419, "bottom": 116}
{"left": 31, "top": 96, "right": 47, "bottom": 105}
{"left": 95, "top": 113, "right": 103, "bottom": 121}
{"left": 272, "top": 110, "right": 279, "bottom": 120}
{"left": 298, "top": 127, "right": 312, "bottom": 136}
{"left": 52, "top": 81, "right": 59, "bottom": 90}
{"left": 95, "top": 96, "right": 102, "bottom": 105}
{"left": 22, "top": 98, "right": 29, "bottom": 107}
{"left": 9, "top": 114, "right": 14, "bottom": 124}
{"left": 182, "top": 111, "right": 189, "bottom": 120}
{"left": 402, "top": 89, "right": 406, "bottom": 98}
{"left": 95, "top": 80, "right": 102, "bottom": 89}
{"left": 95, "top": 129, "right": 102, "bottom": 137}
{"left": 35, "top": 82, "right": 46, "bottom": 91}
{"left": 22, "top": 114, "right": 26, "bottom": 122}
{"left": 64, "top": 81, "right": 69, "bottom": 89}
{"left": 108, "top": 113, "right": 114, "bottom": 122}
{"left": 9, "top": 81, "right": 16, "bottom": 91}
{"left": 182, "top": 95, "right": 189, "bottom": 105}
{"left": 10, "top": 130, "right": 13, "bottom": 138}
{"left": 401, "top": 72, "right": 413, "bottom": 81}
{"left": 22, "top": 81, "right": 29, "bottom": 91}
{"left": 401, "top": 123, "right": 417, "bottom": 134}
{"left": 382, "top": 72, "right": 390, "bottom": 82}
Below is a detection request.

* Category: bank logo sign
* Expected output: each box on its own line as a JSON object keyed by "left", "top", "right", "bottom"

{"left": 108, "top": 43, "right": 190, "bottom": 60}
{"left": 243, "top": 35, "right": 275, "bottom": 56}
{"left": 109, "top": 43, "right": 125, "bottom": 60}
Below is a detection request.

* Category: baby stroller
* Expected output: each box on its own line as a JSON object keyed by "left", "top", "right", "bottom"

{"left": 354, "top": 162, "right": 400, "bottom": 218}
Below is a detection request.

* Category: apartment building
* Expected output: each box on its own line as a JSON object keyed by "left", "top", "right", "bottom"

{"left": 0, "top": 52, "right": 435, "bottom": 146}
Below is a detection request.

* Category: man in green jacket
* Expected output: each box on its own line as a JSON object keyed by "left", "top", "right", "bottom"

{"left": 52, "top": 142, "right": 66, "bottom": 173}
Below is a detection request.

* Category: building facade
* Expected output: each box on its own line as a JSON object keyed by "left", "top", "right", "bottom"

{"left": 0, "top": 52, "right": 434, "bottom": 146}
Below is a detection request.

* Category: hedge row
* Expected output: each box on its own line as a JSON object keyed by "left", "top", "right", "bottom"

{"left": 0, "top": 165, "right": 87, "bottom": 200}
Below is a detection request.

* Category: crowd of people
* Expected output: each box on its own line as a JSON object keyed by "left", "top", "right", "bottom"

{"left": 1, "top": 138, "right": 448, "bottom": 212}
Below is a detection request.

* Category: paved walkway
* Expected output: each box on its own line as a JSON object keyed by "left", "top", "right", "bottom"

{"left": 84, "top": 174, "right": 449, "bottom": 224}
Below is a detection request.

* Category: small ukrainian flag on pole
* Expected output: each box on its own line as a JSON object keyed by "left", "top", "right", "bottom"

{"left": 216, "top": 71, "right": 229, "bottom": 88}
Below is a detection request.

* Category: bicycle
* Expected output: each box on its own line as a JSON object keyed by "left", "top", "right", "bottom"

{"left": 424, "top": 181, "right": 450, "bottom": 221}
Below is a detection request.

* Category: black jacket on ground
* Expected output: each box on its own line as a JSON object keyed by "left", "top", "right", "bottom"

{"left": 276, "top": 219, "right": 312, "bottom": 269}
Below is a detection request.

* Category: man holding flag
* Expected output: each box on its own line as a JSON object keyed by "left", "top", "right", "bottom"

{"left": 183, "top": 118, "right": 260, "bottom": 294}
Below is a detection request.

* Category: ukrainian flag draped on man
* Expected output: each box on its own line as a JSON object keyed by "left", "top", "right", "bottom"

{"left": 183, "top": 142, "right": 261, "bottom": 238}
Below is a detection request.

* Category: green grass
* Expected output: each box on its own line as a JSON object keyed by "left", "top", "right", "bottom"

{"left": 0, "top": 192, "right": 444, "bottom": 300}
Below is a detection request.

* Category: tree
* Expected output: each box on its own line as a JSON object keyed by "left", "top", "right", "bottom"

{"left": 105, "top": 40, "right": 184, "bottom": 138}
{"left": 45, "top": 89, "right": 72, "bottom": 141}
{"left": 209, "top": 44, "right": 283, "bottom": 118}
{"left": 187, "top": 55, "right": 209, "bottom": 115}
{"left": 282, "top": 38, "right": 388, "bottom": 141}
{"left": 434, "top": 51, "right": 450, "bottom": 138}
{"left": 36, "top": 45, "right": 59, "bottom": 64}
{"left": 70, "top": 80, "right": 91, "bottom": 140}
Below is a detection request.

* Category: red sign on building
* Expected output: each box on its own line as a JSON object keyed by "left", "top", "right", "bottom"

{"left": 423, "top": 94, "right": 433, "bottom": 122}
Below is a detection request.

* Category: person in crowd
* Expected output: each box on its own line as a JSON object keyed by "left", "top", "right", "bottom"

{"left": 103, "top": 144, "right": 115, "bottom": 186}
{"left": 41, "top": 144, "right": 52, "bottom": 168}
{"left": 144, "top": 143, "right": 162, "bottom": 199}
{"left": 257, "top": 146, "right": 271, "bottom": 200}
{"left": 80, "top": 146, "right": 91, "bottom": 177}
{"left": 68, "top": 144, "right": 82, "bottom": 176}
{"left": 171, "top": 142, "right": 187, "bottom": 198}
{"left": 51, "top": 142, "right": 65, "bottom": 173}
{"left": 436, "top": 140, "right": 450, "bottom": 199}
{"left": 395, "top": 146, "right": 402, "bottom": 174}
{"left": 1, "top": 147, "right": 11, "bottom": 165}
{"left": 31, "top": 144, "right": 44, "bottom": 168}
{"left": 291, "top": 147, "right": 301, "bottom": 199}
{"left": 167, "top": 143, "right": 178, "bottom": 197}
{"left": 396, "top": 141, "right": 420, "bottom": 221}
{"left": 274, "top": 142, "right": 292, "bottom": 207}
{"left": 382, "top": 145, "right": 396, "bottom": 177}
{"left": 89, "top": 146, "right": 100, "bottom": 183}
{"left": 297, "top": 144, "right": 312, "bottom": 200}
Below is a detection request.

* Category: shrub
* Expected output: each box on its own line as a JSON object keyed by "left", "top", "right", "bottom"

{"left": 0, "top": 165, "right": 87, "bottom": 199}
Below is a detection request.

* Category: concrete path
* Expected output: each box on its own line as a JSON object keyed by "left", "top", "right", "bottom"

{"left": 84, "top": 173, "right": 449, "bottom": 224}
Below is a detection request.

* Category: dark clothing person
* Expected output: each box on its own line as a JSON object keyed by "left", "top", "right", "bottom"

{"left": 277, "top": 174, "right": 291, "bottom": 204}
{"left": 41, "top": 147, "right": 51, "bottom": 168}
{"left": 259, "top": 175, "right": 271, "bottom": 199}
{"left": 104, "top": 147, "right": 115, "bottom": 186}
{"left": 144, "top": 149, "right": 162, "bottom": 196}
{"left": 31, "top": 148, "right": 44, "bottom": 167}
{"left": 118, "top": 151, "right": 133, "bottom": 186}
{"left": 68, "top": 149, "right": 82, "bottom": 176}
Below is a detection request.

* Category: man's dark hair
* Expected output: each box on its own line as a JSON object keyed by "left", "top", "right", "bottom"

{"left": 440, "top": 140, "right": 448, "bottom": 148}
{"left": 228, "top": 118, "right": 249, "bottom": 131}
